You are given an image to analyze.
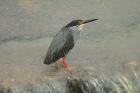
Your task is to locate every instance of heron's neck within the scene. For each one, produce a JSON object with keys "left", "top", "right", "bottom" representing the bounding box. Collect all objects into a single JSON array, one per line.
[
  {"left": 69, "top": 26, "right": 82, "bottom": 32},
  {"left": 68, "top": 26, "right": 81, "bottom": 44}
]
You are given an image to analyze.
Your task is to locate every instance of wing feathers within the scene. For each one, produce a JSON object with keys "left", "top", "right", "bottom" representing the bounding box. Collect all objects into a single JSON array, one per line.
[{"left": 44, "top": 30, "right": 74, "bottom": 64}]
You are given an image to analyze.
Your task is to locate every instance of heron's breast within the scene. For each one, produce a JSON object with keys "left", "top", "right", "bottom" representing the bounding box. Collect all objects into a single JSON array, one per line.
[{"left": 71, "top": 30, "right": 80, "bottom": 44}]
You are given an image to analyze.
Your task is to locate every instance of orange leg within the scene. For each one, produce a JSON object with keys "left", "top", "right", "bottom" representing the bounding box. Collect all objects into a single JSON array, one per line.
[
  {"left": 62, "top": 57, "right": 74, "bottom": 75},
  {"left": 63, "top": 58, "right": 69, "bottom": 68}
]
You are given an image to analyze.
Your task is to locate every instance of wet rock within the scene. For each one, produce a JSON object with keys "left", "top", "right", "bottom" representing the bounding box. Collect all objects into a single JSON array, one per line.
[
  {"left": 46, "top": 80, "right": 66, "bottom": 93},
  {"left": 31, "top": 83, "right": 51, "bottom": 93},
  {"left": 0, "top": 85, "right": 5, "bottom": 93},
  {"left": 0, "top": 72, "right": 139, "bottom": 93},
  {"left": 66, "top": 77, "right": 83, "bottom": 93},
  {"left": 0, "top": 86, "right": 11, "bottom": 93},
  {"left": 11, "top": 85, "right": 33, "bottom": 93}
]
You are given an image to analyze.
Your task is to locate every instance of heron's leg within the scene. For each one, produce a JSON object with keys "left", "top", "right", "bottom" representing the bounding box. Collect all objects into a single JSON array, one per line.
[
  {"left": 63, "top": 57, "right": 69, "bottom": 68},
  {"left": 62, "top": 57, "right": 74, "bottom": 75}
]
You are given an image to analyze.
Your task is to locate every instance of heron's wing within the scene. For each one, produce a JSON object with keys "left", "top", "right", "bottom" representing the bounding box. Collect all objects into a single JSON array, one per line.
[{"left": 44, "top": 30, "right": 74, "bottom": 64}]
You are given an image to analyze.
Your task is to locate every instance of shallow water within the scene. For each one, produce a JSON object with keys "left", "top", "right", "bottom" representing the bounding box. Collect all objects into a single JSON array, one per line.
[{"left": 0, "top": 34, "right": 139, "bottom": 87}]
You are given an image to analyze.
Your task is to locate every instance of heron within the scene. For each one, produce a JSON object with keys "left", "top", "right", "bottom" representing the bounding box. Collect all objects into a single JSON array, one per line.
[{"left": 44, "top": 19, "right": 98, "bottom": 74}]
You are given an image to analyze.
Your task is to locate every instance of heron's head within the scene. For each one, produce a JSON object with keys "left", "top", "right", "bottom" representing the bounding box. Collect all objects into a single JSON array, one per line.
[{"left": 65, "top": 19, "right": 98, "bottom": 31}]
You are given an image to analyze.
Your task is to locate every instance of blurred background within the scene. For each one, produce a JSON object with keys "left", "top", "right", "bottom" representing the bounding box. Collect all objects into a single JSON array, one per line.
[{"left": 0, "top": 0, "right": 140, "bottom": 87}]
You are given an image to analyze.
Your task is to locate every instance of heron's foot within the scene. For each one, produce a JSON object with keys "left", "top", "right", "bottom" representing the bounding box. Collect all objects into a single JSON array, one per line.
[{"left": 66, "top": 67, "right": 75, "bottom": 75}]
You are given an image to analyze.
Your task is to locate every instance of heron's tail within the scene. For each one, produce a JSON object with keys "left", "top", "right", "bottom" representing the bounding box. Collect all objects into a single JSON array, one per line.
[{"left": 44, "top": 56, "right": 52, "bottom": 65}]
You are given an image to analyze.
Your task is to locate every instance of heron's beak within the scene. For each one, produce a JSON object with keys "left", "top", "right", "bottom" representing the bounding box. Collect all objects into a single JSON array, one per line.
[{"left": 82, "top": 19, "right": 98, "bottom": 24}]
